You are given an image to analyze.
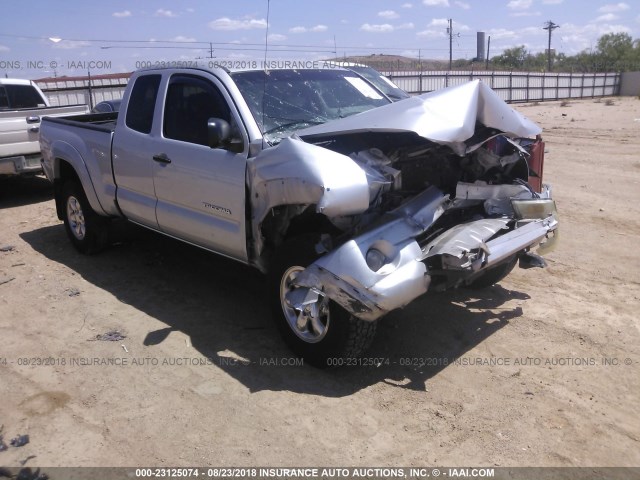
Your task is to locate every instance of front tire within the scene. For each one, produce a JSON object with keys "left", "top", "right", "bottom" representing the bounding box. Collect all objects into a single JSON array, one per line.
[
  {"left": 268, "top": 236, "right": 377, "bottom": 368},
  {"left": 465, "top": 255, "right": 518, "bottom": 289},
  {"left": 61, "top": 179, "right": 109, "bottom": 254}
]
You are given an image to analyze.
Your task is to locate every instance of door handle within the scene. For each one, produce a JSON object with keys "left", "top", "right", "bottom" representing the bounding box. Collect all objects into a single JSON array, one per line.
[
  {"left": 152, "top": 154, "right": 172, "bottom": 164},
  {"left": 29, "top": 127, "right": 40, "bottom": 133},
  {"left": 26, "top": 116, "right": 41, "bottom": 124}
]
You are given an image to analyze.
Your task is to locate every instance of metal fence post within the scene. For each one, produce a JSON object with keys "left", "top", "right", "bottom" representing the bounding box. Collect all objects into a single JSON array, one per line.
[{"left": 509, "top": 72, "right": 513, "bottom": 102}]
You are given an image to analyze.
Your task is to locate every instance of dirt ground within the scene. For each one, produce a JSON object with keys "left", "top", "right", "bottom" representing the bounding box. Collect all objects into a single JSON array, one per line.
[{"left": 0, "top": 97, "right": 639, "bottom": 469}]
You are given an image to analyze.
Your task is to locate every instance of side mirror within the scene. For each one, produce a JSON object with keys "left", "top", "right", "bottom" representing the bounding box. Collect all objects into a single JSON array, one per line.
[{"left": 207, "top": 118, "right": 231, "bottom": 149}]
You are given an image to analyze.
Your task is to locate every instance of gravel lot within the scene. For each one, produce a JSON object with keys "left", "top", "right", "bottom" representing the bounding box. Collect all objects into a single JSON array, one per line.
[{"left": 0, "top": 97, "right": 639, "bottom": 468}]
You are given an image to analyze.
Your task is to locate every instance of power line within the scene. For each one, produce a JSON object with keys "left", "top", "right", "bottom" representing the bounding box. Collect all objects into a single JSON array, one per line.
[{"left": 0, "top": 32, "right": 460, "bottom": 53}]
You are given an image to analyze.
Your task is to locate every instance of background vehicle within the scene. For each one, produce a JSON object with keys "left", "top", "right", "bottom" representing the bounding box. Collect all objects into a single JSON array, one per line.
[
  {"left": 40, "top": 67, "right": 557, "bottom": 367},
  {"left": 91, "top": 99, "right": 122, "bottom": 113},
  {"left": 0, "top": 78, "right": 88, "bottom": 176}
]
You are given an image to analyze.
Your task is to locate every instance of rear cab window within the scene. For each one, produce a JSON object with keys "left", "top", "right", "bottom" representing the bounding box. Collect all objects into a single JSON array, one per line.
[
  {"left": 125, "top": 74, "right": 161, "bottom": 134},
  {"left": 0, "top": 84, "right": 47, "bottom": 109}
]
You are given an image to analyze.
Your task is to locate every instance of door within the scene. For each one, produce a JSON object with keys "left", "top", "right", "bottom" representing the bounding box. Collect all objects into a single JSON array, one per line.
[
  {"left": 152, "top": 73, "right": 248, "bottom": 261},
  {"left": 112, "top": 74, "right": 163, "bottom": 228}
]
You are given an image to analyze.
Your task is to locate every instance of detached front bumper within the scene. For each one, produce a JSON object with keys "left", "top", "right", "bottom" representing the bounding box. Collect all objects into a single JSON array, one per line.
[{"left": 290, "top": 186, "right": 558, "bottom": 322}]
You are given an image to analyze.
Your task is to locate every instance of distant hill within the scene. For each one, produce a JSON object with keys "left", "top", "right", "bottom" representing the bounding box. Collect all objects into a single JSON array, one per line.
[{"left": 327, "top": 54, "right": 451, "bottom": 72}]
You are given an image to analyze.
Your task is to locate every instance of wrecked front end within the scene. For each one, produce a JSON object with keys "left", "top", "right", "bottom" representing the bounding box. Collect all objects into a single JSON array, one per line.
[{"left": 250, "top": 80, "right": 558, "bottom": 322}]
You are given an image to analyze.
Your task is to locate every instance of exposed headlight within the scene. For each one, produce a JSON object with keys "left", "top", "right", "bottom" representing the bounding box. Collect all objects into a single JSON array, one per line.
[
  {"left": 365, "top": 248, "right": 387, "bottom": 272},
  {"left": 511, "top": 199, "right": 557, "bottom": 219}
]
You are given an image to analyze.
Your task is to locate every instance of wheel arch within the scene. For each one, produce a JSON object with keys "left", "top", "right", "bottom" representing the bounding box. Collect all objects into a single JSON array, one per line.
[
  {"left": 256, "top": 204, "right": 340, "bottom": 271},
  {"left": 51, "top": 141, "right": 106, "bottom": 219}
]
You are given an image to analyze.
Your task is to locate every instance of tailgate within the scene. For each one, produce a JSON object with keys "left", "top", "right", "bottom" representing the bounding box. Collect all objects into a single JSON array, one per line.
[{"left": 0, "top": 105, "right": 89, "bottom": 158}]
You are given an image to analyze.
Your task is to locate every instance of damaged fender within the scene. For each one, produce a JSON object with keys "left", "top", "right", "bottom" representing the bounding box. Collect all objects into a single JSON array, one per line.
[
  {"left": 290, "top": 186, "right": 448, "bottom": 322},
  {"left": 247, "top": 137, "right": 370, "bottom": 259}
]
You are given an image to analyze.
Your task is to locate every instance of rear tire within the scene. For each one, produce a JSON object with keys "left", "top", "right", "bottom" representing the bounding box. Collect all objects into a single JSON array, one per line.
[
  {"left": 268, "top": 236, "right": 377, "bottom": 368},
  {"left": 61, "top": 179, "right": 109, "bottom": 254}
]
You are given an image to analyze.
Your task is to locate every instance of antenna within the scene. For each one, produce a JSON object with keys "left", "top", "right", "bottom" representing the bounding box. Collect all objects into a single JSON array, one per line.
[
  {"left": 263, "top": 0, "right": 270, "bottom": 69},
  {"left": 261, "top": 0, "right": 271, "bottom": 143}
]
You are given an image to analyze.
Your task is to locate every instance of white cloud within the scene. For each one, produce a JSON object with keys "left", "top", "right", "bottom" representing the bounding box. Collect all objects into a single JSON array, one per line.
[
  {"left": 208, "top": 17, "right": 268, "bottom": 30},
  {"left": 595, "top": 13, "right": 618, "bottom": 22},
  {"left": 0, "top": 44, "right": 9, "bottom": 52},
  {"left": 402, "top": 3, "right": 413, "bottom": 8},
  {"left": 507, "top": 0, "right": 532, "bottom": 9},
  {"left": 427, "top": 18, "right": 469, "bottom": 30},
  {"left": 378, "top": 10, "right": 399, "bottom": 19},
  {"left": 542, "top": 0, "right": 563, "bottom": 3},
  {"left": 598, "top": 3, "right": 629, "bottom": 13},
  {"left": 267, "top": 33, "right": 287, "bottom": 41},
  {"left": 112, "top": 10, "right": 132, "bottom": 18},
  {"left": 171, "top": 35, "right": 196, "bottom": 42},
  {"left": 186, "top": 8, "right": 195, "bottom": 13},
  {"left": 511, "top": 10, "right": 541, "bottom": 16},
  {"left": 486, "top": 28, "right": 518, "bottom": 39},
  {"left": 429, "top": 18, "right": 449, "bottom": 27},
  {"left": 398, "top": 22, "right": 415, "bottom": 30},
  {"left": 360, "top": 23, "right": 395, "bottom": 33},
  {"left": 289, "top": 25, "right": 327, "bottom": 33},
  {"left": 52, "top": 40, "right": 91, "bottom": 49},
  {"left": 423, "top": 0, "right": 450, "bottom": 6},
  {"left": 155, "top": 9, "right": 177, "bottom": 17},
  {"left": 454, "top": 1, "right": 471, "bottom": 9},
  {"left": 416, "top": 29, "right": 445, "bottom": 37}
]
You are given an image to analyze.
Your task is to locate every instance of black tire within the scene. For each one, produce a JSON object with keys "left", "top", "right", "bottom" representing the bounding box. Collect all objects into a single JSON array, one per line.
[
  {"left": 465, "top": 255, "right": 518, "bottom": 289},
  {"left": 268, "top": 235, "right": 378, "bottom": 368},
  {"left": 61, "top": 179, "right": 109, "bottom": 254}
]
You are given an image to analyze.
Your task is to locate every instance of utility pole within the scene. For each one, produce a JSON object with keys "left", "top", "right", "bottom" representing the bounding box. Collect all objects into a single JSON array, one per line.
[
  {"left": 486, "top": 36, "right": 491, "bottom": 70},
  {"left": 543, "top": 20, "right": 559, "bottom": 71},
  {"left": 447, "top": 19, "right": 460, "bottom": 70},
  {"left": 448, "top": 19, "right": 453, "bottom": 70}
]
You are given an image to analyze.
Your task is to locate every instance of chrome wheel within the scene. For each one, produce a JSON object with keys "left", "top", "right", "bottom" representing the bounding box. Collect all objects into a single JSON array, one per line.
[
  {"left": 66, "top": 195, "right": 86, "bottom": 241},
  {"left": 280, "top": 265, "right": 330, "bottom": 343}
]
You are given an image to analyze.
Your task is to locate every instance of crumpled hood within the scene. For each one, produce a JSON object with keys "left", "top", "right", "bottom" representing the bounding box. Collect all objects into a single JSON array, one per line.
[{"left": 298, "top": 79, "right": 541, "bottom": 155}]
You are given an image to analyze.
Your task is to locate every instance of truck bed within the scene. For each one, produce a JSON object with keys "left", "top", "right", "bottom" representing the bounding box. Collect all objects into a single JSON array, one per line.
[
  {"left": 40, "top": 112, "right": 118, "bottom": 217},
  {"left": 42, "top": 111, "right": 118, "bottom": 133}
]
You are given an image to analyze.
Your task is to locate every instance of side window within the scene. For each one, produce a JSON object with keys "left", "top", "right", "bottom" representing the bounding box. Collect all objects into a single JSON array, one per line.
[
  {"left": 0, "top": 87, "right": 8, "bottom": 109},
  {"left": 126, "top": 74, "right": 161, "bottom": 134},
  {"left": 163, "top": 75, "right": 231, "bottom": 147},
  {"left": 4, "top": 85, "right": 46, "bottom": 109}
]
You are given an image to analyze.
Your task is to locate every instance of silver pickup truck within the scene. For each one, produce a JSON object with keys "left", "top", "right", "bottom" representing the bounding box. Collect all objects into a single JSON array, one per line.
[
  {"left": 40, "top": 67, "right": 558, "bottom": 367},
  {"left": 0, "top": 78, "right": 88, "bottom": 176}
]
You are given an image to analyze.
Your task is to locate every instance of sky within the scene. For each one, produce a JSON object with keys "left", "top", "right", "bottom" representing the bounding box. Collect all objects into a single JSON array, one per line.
[{"left": 0, "top": 0, "right": 639, "bottom": 79}]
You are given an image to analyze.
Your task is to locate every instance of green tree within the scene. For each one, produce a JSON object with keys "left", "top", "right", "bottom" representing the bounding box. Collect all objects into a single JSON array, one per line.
[
  {"left": 595, "top": 32, "right": 638, "bottom": 70},
  {"left": 491, "top": 45, "right": 529, "bottom": 69}
]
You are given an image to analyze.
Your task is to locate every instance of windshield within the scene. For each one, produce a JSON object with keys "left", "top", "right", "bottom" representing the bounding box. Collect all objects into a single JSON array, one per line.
[{"left": 231, "top": 69, "right": 390, "bottom": 144}]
